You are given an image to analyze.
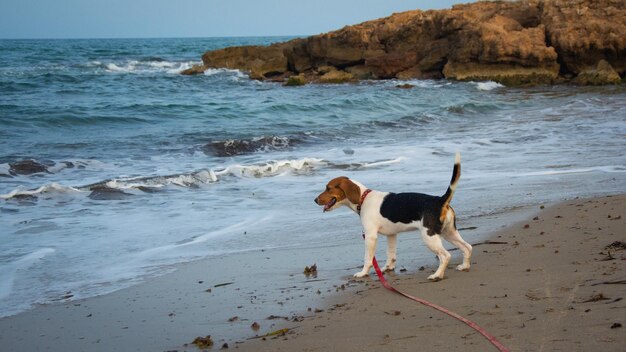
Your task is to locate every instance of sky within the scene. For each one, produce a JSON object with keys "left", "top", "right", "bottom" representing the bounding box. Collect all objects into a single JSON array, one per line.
[{"left": 0, "top": 0, "right": 472, "bottom": 39}]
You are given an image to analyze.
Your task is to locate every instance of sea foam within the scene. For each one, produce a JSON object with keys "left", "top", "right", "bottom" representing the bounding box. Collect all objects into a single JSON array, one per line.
[
  {"left": 475, "top": 81, "right": 505, "bottom": 91},
  {"left": 0, "top": 183, "right": 82, "bottom": 200},
  {"left": 0, "top": 248, "right": 56, "bottom": 301},
  {"left": 103, "top": 60, "right": 201, "bottom": 74}
]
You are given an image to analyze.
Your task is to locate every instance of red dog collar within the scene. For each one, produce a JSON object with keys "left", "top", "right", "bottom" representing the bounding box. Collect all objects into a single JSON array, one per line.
[{"left": 357, "top": 189, "right": 372, "bottom": 215}]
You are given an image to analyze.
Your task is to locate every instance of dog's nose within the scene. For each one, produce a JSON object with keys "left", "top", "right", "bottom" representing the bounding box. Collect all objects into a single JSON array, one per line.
[{"left": 314, "top": 197, "right": 319, "bottom": 204}]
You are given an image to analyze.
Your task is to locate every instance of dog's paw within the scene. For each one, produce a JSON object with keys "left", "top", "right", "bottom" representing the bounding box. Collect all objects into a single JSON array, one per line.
[
  {"left": 353, "top": 271, "right": 369, "bottom": 278},
  {"left": 427, "top": 274, "right": 443, "bottom": 282},
  {"left": 455, "top": 264, "right": 470, "bottom": 272},
  {"left": 382, "top": 265, "right": 395, "bottom": 272}
]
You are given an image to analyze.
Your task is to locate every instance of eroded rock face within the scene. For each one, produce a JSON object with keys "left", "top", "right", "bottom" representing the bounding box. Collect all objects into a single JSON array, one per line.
[
  {"left": 187, "top": 0, "right": 625, "bottom": 85},
  {"left": 201, "top": 43, "right": 291, "bottom": 79},
  {"left": 541, "top": 0, "right": 626, "bottom": 77},
  {"left": 574, "top": 60, "right": 622, "bottom": 85}
]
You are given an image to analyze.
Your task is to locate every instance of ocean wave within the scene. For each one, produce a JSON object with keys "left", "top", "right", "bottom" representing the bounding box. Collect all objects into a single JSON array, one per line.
[
  {"left": 97, "top": 169, "right": 219, "bottom": 190},
  {"left": 0, "top": 156, "right": 406, "bottom": 200},
  {"left": 203, "top": 135, "right": 301, "bottom": 157},
  {"left": 1, "top": 159, "right": 106, "bottom": 177},
  {"left": 204, "top": 68, "right": 247, "bottom": 78},
  {"left": 366, "top": 79, "right": 451, "bottom": 89},
  {"left": 90, "top": 158, "right": 328, "bottom": 192},
  {"left": 84, "top": 159, "right": 325, "bottom": 195},
  {"left": 445, "top": 101, "right": 501, "bottom": 115},
  {"left": 0, "top": 183, "right": 82, "bottom": 200},
  {"left": 100, "top": 59, "right": 201, "bottom": 74},
  {"left": 473, "top": 81, "right": 504, "bottom": 91},
  {"left": 1, "top": 158, "right": 324, "bottom": 200},
  {"left": 368, "top": 115, "right": 437, "bottom": 129},
  {"left": 215, "top": 158, "right": 325, "bottom": 178}
]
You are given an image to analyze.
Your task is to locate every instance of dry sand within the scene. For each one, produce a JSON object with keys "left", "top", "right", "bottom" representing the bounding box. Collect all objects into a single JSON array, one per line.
[
  {"left": 239, "top": 195, "right": 625, "bottom": 352},
  {"left": 0, "top": 195, "right": 623, "bottom": 351}
]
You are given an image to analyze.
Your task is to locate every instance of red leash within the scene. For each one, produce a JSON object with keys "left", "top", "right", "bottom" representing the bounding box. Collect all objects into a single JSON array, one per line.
[{"left": 369, "top": 252, "right": 510, "bottom": 352}]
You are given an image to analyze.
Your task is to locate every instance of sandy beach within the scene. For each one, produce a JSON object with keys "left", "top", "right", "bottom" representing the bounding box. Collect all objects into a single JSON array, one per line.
[
  {"left": 239, "top": 194, "right": 626, "bottom": 352},
  {"left": 0, "top": 194, "right": 623, "bottom": 351}
]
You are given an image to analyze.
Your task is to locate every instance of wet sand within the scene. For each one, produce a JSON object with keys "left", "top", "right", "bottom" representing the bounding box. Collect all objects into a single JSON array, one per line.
[{"left": 0, "top": 195, "right": 624, "bottom": 351}]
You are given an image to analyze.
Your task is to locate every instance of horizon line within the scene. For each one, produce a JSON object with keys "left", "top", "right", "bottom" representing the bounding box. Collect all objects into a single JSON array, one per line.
[{"left": 0, "top": 34, "right": 313, "bottom": 41}]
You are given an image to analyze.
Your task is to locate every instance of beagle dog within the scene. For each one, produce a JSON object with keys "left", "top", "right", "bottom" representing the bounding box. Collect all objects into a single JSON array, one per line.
[{"left": 314, "top": 153, "right": 471, "bottom": 281}]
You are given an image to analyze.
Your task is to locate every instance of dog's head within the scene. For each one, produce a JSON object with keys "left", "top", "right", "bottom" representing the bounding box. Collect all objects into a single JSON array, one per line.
[{"left": 314, "top": 176, "right": 361, "bottom": 212}]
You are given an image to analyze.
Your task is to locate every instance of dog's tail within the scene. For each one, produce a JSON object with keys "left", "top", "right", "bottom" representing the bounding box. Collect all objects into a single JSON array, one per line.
[{"left": 440, "top": 152, "right": 461, "bottom": 222}]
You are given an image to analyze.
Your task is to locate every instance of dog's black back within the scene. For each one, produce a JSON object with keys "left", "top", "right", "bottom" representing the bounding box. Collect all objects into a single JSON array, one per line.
[{"left": 380, "top": 192, "right": 446, "bottom": 235}]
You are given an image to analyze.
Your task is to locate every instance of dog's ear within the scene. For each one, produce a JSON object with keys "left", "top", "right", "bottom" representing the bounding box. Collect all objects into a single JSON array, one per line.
[{"left": 337, "top": 177, "right": 361, "bottom": 205}]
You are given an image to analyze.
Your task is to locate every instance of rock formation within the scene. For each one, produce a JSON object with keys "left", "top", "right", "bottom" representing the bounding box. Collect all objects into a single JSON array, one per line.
[{"left": 182, "top": 0, "right": 625, "bottom": 85}]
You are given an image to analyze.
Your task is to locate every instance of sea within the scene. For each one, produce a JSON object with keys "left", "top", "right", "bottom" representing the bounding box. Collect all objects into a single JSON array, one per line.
[{"left": 1, "top": 37, "right": 625, "bottom": 318}]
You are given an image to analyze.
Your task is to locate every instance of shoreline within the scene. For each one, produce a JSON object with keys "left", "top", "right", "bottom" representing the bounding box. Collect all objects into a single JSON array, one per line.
[{"left": 0, "top": 194, "right": 624, "bottom": 351}]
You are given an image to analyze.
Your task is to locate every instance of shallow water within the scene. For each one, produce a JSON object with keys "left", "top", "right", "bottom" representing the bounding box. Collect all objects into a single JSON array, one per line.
[{"left": 1, "top": 37, "right": 625, "bottom": 317}]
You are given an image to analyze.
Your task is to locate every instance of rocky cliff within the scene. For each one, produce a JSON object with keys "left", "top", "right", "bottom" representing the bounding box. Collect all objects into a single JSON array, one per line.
[{"left": 183, "top": 0, "right": 625, "bottom": 85}]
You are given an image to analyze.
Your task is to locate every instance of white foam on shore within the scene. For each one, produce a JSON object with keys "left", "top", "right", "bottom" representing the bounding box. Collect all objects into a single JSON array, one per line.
[
  {"left": 463, "top": 165, "right": 626, "bottom": 182},
  {"left": 517, "top": 165, "right": 626, "bottom": 177},
  {"left": 129, "top": 215, "right": 272, "bottom": 263},
  {"left": 360, "top": 156, "right": 406, "bottom": 168},
  {"left": 0, "top": 248, "right": 56, "bottom": 302}
]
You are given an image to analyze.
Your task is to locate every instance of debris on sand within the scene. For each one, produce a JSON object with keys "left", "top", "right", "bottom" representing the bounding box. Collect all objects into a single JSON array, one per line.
[
  {"left": 605, "top": 241, "right": 626, "bottom": 251},
  {"left": 251, "top": 322, "right": 260, "bottom": 331},
  {"left": 191, "top": 335, "right": 214, "bottom": 349},
  {"left": 579, "top": 293, "right": 610, "bottom": 303},
  {"left": 384, "top": 310, "right": 401, "bottom": 316},
  {"left": 303, "top": 264, "right": 317, "bottom": 277},
  {"left": 214, "top": 282, "right": 234, "bottom": 288},
  {"left": 247, "top": 327, "right": 295, "bottom": 340},
  {"left": 267, "top": 315, "right": 289, "bottom": 320}
]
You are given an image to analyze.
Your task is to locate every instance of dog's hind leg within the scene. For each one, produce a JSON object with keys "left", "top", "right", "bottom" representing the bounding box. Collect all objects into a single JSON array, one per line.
[
  {"left": 383, "top": 234, "right": 397, "bottom": 272},
  {"left": 442, "top": 228, "right": 472, "bottom": 272},
  {"left": 421, "top": 229, "right": 451, "bottom": 281}
]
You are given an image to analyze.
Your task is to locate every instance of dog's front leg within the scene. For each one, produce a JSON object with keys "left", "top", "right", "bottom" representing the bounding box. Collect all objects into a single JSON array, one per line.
[{"left": 354, "top": 229, "right": 378, "bottom": 278}]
